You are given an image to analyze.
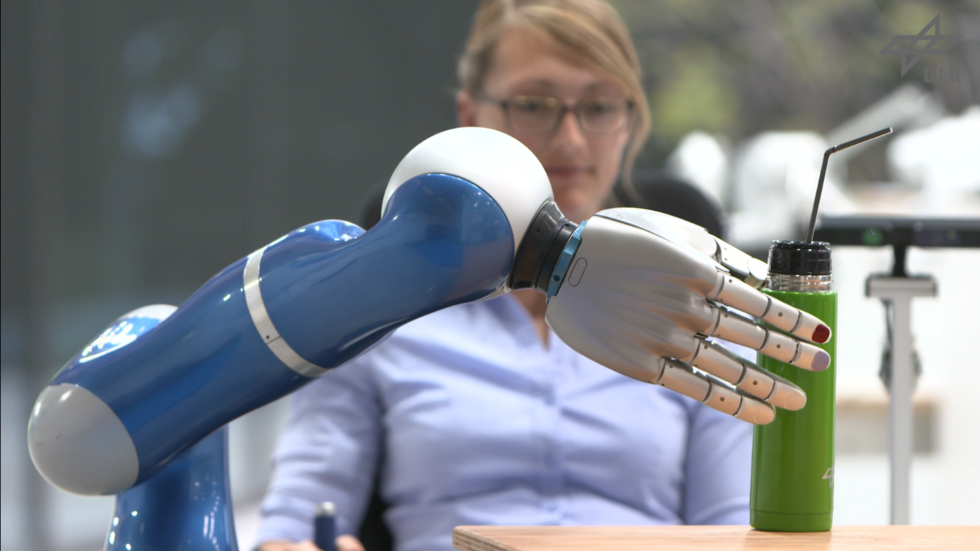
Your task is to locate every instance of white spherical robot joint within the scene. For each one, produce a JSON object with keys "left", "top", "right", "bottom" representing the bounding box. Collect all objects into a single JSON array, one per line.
[
  {"left": 28, "top": 383, "right": 139, "bottom": 495},
  {"left": 384, "top": 127, "right": 555, "bottom": 271}
]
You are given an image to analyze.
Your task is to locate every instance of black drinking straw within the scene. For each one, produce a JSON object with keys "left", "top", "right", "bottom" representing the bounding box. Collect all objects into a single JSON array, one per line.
[{"left": 805, "top": 127, "right": 893, "bottom": 244}]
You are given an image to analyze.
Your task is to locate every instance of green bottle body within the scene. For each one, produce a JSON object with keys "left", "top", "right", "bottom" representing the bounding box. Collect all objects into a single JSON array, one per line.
[{"left": 750, "top": 288, "right": 837, "bottom": 531}]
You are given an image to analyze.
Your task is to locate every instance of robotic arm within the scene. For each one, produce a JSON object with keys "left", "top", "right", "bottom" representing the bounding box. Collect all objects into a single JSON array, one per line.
[{"left": 27, "top": 127, "right": 831, "bottom": 546}]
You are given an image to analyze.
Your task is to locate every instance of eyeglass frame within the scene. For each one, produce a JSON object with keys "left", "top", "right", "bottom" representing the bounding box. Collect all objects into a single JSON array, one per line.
[{"left": 476, "top": 94, "right": 635, "bottom": 135}]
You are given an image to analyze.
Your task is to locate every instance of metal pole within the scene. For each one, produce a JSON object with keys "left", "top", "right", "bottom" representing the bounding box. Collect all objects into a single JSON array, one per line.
[{"left": 866, "top": 275, "right": 937, "bottom": 525}]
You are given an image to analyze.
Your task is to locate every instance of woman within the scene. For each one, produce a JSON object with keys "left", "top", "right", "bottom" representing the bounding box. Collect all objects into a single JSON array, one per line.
[{"left": 257, "top": 2, "right": 751, "bottom": 550}]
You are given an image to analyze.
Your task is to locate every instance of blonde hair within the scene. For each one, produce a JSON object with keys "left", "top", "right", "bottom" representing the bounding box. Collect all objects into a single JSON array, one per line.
[{"left": 458, "top": 0, "right": 651, "bottom": 191}]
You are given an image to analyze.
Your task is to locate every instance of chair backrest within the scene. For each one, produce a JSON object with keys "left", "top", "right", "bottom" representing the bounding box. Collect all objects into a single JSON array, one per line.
[
  {"left": 360, "top": 184, "right": 387, "bottom": 231},
  {"left": 612, "top": 170, "right": 727, "bottom": 239}
]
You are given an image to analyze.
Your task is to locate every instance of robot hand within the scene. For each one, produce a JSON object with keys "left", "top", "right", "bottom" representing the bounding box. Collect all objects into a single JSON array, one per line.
[{"left": 543, "top": 208, "right": 832, "bottom": 424}]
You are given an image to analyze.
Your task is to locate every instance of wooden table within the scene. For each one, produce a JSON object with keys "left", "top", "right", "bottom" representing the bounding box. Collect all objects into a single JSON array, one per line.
[{"left": 452, "top": 525, "right": 978, "bottom": 551}]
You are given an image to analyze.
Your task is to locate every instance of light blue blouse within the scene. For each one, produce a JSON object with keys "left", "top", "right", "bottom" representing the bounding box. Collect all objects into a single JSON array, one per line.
[{"left": 257, "top": 293, "right": 752, "bottom": 551}]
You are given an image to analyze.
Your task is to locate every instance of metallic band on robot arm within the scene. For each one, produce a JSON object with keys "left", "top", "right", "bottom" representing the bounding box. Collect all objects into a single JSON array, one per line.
[{"left": 243, "top": 246, "right": 329, "bottom": 377}]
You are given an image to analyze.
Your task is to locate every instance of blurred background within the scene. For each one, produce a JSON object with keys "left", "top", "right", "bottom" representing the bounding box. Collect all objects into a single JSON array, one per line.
[{"left": 1, "top": 0, "right": 977, "bottom": 549}]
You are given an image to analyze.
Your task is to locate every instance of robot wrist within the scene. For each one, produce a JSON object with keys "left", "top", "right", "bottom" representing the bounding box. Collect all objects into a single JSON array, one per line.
[{"left": 508, "top": 201, "right": 578, "bottom": 293}]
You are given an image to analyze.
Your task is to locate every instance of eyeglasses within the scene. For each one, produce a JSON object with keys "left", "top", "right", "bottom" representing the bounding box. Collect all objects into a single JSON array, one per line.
[{"left": 478, "top": 95, "right": 634, "bottom": 134}]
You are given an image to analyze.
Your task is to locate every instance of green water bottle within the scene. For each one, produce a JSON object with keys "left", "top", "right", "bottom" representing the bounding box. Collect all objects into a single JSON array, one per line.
[{"left": 750, "top": 240, "right": 837, "bottom": 532}]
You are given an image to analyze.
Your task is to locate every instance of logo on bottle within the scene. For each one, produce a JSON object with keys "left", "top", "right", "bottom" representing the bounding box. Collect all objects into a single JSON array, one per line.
[{"left": 822, "top": 466, "right": 835, "bottom": 489}]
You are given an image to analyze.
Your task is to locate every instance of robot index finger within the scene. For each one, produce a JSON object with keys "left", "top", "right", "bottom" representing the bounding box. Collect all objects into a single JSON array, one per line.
[
  {"left": 703, "top": 304, "right": 832, "bottom": 372},
  {"left": 708, "top": 273, "right": 832, "bottom": 344}
]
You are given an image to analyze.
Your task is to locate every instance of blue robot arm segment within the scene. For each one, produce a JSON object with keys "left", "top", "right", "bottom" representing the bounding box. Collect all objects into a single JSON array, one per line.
[
  {"left": 106, "top": 426, "right": 238, "bottom": 551},
  {"left": 35, "top": 173, "right": 514, "bottom": 493},
  {"left": 260, "top": 173, "right": 514, "bottom": 367}
]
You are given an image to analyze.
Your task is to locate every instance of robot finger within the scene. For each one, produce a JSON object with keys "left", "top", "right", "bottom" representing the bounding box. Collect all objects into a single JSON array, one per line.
[
  {"left": 704, "top": 305, "right": 831, "bottom": 372},
  {"left": 708, "top": 273, "right": 831, "bottom": 344},
  {"left": 685, "top": 339, "right": 806, "bottom": 410},
  {"left": 653, "top": 359, "right": 776, "bottom": 425}
]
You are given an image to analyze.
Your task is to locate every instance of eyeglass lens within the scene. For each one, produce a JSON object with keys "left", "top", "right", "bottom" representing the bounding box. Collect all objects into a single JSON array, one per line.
[{"left": 506, "top": 96, "right": 630, "bottom": 133}]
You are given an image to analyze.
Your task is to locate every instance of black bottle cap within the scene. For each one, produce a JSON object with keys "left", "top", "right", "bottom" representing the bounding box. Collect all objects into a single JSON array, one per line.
[{"left": 768, "top": 240, "right": 832, "bottom": 275}]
